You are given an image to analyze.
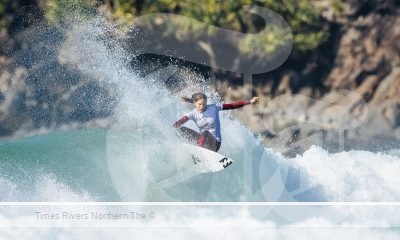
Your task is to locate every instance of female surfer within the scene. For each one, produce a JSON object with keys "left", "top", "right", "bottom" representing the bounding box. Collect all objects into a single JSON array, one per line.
[{"left": 173, "top": 93, "right": 259, "bottom": 152}]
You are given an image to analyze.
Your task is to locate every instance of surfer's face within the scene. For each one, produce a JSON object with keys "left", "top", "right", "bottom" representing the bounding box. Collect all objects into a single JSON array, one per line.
[{"left": 194, "top": 99, "right": 206, "bottom": 112}]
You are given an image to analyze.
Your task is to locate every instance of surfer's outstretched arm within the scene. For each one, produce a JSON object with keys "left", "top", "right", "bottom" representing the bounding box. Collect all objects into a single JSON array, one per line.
[
  {"left": 173, "top": 115, "right": 189, "bottom": 128},
  {"left": 222, "top": 96, "right": 259, "bottom": 110}
]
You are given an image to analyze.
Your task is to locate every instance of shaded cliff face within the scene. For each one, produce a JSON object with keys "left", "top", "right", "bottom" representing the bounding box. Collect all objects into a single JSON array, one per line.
[
  {"left": 0, "top": 23, "right": 118, "bottom": 138},
  {"left": 230, "top": 0, "right": 400, "bottom": 154},
  {"left": 0, "top": 0, "right": 398, "bottom": 153}
]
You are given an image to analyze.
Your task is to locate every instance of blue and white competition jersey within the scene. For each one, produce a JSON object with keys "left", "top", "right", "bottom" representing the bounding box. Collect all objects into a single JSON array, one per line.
[{"left": 184, "top": 103, "right": 223, "bottom": 142}]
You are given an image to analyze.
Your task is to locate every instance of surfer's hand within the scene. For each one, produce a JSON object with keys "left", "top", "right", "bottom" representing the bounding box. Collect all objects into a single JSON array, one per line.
[{"left": 250, "top": 97, "right": 259, "bottom": 104}]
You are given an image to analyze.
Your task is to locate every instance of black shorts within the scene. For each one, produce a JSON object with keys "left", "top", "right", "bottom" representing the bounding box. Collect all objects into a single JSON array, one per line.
[
  {"left": 200, "top": 130, "right": 221, "bottom": 152},
  {"left": 176, "top": 126, "right": 221, "bottom": 152}
]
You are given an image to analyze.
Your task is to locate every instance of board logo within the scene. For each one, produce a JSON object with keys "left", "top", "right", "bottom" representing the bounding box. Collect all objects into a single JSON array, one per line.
[{"left": 219, "top": 157, "right": 232, "bottom": 168}]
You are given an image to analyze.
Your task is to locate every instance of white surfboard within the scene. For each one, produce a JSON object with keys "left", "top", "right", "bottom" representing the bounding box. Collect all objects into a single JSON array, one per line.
[
  {"left": 152, "top": 143, "right": 235, "bottom": 190},
  {"left": 180, "top": 143, "right": 234, "bottom": 173}
]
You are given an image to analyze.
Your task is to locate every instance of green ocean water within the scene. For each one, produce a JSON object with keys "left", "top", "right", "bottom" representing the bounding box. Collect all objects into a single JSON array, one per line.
[
  {"left": 0, "top": 127, "right": 279, "bottom": 202},
  {"left": 0, "top": 129, "right": 123, "bottom": 201}
]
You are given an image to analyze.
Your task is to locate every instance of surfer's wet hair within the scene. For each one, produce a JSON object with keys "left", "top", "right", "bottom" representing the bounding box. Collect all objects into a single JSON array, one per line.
[{"left": 182, "top": 93, "right": 207, "bottom": 104}]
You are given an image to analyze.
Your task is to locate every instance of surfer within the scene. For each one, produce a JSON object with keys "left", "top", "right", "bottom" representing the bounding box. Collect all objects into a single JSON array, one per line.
[{"left": 173, "top": 93, "right": 259, "bottom": 152}]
